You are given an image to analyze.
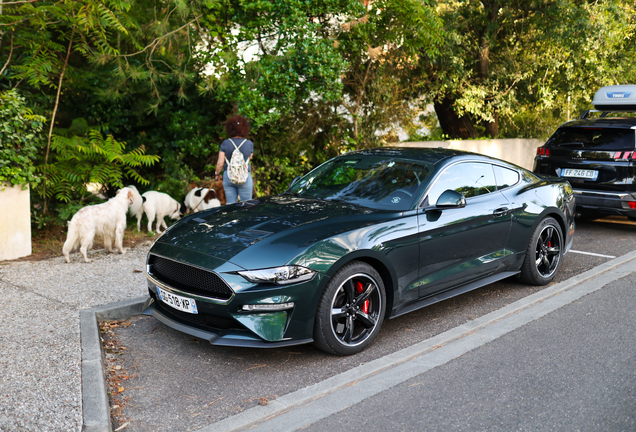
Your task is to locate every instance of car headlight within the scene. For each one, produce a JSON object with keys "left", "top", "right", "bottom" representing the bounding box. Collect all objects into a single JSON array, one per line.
[{"left": 238, "top": 266, "right": 316, "bottom": 285}]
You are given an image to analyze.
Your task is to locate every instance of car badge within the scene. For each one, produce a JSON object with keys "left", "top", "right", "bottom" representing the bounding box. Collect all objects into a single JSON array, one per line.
[
  {"left": 606, "top": 91, "right": 632, "bottom": 99},
  {"left": 391, "top": 197, "right": 401, "bottom": 204}
]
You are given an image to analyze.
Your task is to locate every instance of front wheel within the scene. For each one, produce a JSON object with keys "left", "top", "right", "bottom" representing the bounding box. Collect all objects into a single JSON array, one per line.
[
  {"left": 519, "top": 217, "right": 563, "bottom": 286},
  {"left": 313, "top": 261, "right": 386, "bottom": 356}
]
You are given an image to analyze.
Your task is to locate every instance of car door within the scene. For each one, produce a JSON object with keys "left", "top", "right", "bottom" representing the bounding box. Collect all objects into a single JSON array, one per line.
[{"left": 416, "top": 161, "right": 512, "bottom": 299}]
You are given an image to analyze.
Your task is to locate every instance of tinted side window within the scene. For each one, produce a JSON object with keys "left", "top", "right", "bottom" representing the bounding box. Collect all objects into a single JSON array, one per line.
[
  {"left": 426, "top": 162, "right": 497, "bottom": 205},
  {"left": 493, "top": 165, "right": 520, "bottom": 190},
  {"left": 545, "top": 127, "right": 635, "bottom": 150}
]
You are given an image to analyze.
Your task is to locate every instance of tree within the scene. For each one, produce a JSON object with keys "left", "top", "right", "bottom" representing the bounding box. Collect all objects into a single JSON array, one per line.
[
  {"left": 195, "top": 0, "right": 443, "bottom": 191},
  {"left": 1, "top": 0, "right": 213, "bottom": 205},
  {"left": 418, "top": 0, "right": 636, "bottom": 139}
]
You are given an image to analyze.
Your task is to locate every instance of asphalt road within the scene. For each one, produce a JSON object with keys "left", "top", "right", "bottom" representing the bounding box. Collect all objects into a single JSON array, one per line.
[
  {"left": 105, "top": 216, "right": 636, "bottom": 431},
  {"left": 301, "top": 271, "right": 636, "bottom": 432}
]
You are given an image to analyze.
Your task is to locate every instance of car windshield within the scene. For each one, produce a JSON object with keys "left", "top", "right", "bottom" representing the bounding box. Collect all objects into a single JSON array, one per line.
[
  {"left": 546, "top": 127, "right": 636, "bottom": 150},
  {"left": 288, "top": 156, "right": 432, "bottom": 211}
]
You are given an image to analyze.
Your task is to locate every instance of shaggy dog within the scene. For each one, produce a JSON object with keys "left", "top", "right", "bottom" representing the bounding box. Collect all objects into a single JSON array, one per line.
[
  {"left": 184, "top": 187, "right": 221, "bottom": 213},
  {"left": 137, "top": 191, "right": 181, "bottom": 233},
  {"left": 62, "top": 187, "right": 135, "bottom": 263},
  {"left": 126, "top": 185, "right": 145, "bottom": 223}
]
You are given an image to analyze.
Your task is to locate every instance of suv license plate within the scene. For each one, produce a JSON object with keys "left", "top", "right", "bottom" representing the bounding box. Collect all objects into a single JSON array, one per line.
[
  {"left": 561, "top": 168, "right": 598, "bottom": 180},
  {"left": 157, "top": 287, "right": 198, "bottom": 314}
]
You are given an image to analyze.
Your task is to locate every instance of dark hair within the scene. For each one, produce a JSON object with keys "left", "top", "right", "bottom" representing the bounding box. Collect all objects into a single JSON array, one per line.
[{"left": 225, "top": 115, "right": 250, "bottom": 138}]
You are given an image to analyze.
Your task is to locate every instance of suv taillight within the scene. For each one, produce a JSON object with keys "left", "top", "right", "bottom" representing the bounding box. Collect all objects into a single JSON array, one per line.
[
  {"left": 614, "top": 151, "right": 635, "bottom": 160},
  {"left": 537, "top": 147, "right": 550, "bottom": 157}
]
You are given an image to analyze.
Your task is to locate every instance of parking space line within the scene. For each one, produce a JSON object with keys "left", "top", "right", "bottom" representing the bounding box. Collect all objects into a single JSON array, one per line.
[{"left": 569, "top": 250, "right": 616, "bottom": 259}]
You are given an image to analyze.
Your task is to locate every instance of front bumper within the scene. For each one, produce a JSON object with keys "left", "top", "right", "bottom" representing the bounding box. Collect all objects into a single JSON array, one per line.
[
  {"left": 144, "top": 270, "right": 326, "bottom": 348},
  {"left": 573, "top": 189, "right": 636, "bottom": 217},
  {"left": 143, "top": 297, "right": 313, "bottom": 348}
]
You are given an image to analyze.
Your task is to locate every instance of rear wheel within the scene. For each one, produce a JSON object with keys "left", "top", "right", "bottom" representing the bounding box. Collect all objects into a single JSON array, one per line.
[
  {"left": 519, "top": 217, "right": 563, "bottom": 286},
  {"left": 313, "top": 261, "right": 386, "bottom": 356}
]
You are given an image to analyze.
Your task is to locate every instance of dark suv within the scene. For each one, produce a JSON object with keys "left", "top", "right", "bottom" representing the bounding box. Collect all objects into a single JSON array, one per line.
[{"left": 533, "top": 85, "right": 636, "bottom": 220}]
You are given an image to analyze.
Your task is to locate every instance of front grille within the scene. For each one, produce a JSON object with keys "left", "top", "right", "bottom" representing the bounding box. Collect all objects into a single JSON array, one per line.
[{"left": 149, "top": 255, "right": 233, "bottom": 300}]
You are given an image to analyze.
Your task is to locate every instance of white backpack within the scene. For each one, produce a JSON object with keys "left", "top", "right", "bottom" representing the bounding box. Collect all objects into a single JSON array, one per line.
[{"left": 227, "top": 139, "right": 249, "bottom": 185}]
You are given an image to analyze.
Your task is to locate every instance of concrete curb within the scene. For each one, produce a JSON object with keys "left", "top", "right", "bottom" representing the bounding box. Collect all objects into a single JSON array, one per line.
[
  {"left": 80, "top": 250, "right": 636, "bottom": 432},
  {"left": 81, "top": 296, "right": 148, "bottom": 432}
]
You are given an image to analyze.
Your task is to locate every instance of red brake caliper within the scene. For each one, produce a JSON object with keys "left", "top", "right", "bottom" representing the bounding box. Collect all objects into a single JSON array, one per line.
[{"left": 355, "top": 281, "right": 369, "bottom": 313}]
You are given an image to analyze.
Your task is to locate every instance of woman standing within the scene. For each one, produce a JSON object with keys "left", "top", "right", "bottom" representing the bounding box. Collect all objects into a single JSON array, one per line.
[{"left": 214, "top": 115, "right": 254, "bottom": 204}]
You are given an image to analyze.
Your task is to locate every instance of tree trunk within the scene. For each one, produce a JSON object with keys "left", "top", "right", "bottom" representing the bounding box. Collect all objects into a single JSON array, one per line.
[
  {"left": 434, "top": 95, "right": 477, "bottom": 139},
  {"left": 485, "top": 110, "right": 499, "bottom": 138}
]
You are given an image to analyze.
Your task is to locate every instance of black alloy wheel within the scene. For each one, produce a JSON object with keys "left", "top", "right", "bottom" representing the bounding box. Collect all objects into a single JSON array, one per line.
[
  {"left": 314, "top": 261, "right": 386, "bottom": 356},
  {"left": 519, "top": 216, "right": 563, "bottom": 286}
]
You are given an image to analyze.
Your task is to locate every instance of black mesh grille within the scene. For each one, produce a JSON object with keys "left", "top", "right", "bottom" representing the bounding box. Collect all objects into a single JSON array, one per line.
[{"left": 149, "top": 255, "right": 233, "bottom": 300}]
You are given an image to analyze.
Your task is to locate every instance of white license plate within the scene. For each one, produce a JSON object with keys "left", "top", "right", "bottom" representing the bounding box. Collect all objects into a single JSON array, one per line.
[
  {"left": 561, "top": 168, "right": 598, "bottom": 180},
  {"left": 157, "top": 287, "right": 198, "bottom": 314}
]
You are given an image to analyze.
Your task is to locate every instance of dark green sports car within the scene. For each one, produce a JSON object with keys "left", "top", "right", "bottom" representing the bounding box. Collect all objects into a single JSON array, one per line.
[{"left": 143, "top": 148, "right": 575, "bottom": 355}]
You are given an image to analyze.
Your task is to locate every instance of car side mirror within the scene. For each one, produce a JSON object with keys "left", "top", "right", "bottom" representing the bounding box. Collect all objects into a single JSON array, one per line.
[{"left": 435, "top": 190, "right": 466, "bottom": 208}]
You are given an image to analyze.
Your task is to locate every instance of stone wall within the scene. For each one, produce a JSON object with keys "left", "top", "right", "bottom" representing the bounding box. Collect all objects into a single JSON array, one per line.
[
  {"left": 0, "top": 183, "right": 32, "bottom": 261},
  {"left": 398, "top": 138, "right": 543, "bottom": 171}
]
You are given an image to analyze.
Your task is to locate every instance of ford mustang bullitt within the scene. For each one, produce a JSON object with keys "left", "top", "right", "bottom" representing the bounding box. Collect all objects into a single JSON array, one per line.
[{"left": 143, "top": 147, "right": 575, "bottom": 355}]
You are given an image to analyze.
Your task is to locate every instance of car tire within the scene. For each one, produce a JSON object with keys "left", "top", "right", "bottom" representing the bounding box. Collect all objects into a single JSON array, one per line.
[
  {"left": 519, "top": 216, "right": 563, "bottom": 286},
  {"left": 313, "top": 261, "right": 386, "bottom": 356}
]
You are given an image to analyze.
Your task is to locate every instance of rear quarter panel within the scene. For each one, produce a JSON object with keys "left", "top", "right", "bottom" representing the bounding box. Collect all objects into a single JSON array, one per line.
[{"left": 500, "top": 174, "right": 575, "bottom": 271}]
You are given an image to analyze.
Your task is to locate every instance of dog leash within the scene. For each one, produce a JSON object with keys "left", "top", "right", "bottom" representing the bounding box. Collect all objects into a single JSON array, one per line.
[{"left": 191, "top": 184, "right": 216, "bottom": 212}]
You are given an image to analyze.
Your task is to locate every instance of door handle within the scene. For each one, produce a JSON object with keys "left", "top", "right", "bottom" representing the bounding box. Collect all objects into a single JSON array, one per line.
[{"left": 493, "top": 207, "right": 509, "bottom": 217}]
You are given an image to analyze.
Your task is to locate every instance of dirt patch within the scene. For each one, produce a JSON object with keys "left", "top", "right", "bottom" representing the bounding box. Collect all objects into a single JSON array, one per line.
[
  {"left": 100, "top": 318, "right": 144, "bottom": 431},
  {"left": 12, "top": 225, "right": 158, "bottom": 262}
]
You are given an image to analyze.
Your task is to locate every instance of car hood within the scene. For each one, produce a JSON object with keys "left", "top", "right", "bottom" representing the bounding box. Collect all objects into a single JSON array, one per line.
[{"left": 153, "top": 195, "right": 396, "bottom": 270}]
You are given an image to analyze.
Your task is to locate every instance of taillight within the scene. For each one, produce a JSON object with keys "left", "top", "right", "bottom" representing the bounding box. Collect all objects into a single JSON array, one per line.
[
  {"left": 537, "top": 147, "right": 550, "bottom": 157},
  {"left": 615, "top": 151, "right": 634, "bottom": 160},
  {"left": 629, "top": 202, "right": 636, "bottom": 209}
]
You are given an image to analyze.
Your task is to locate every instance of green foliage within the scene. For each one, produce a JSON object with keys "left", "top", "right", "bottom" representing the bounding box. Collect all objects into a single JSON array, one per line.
[
  {"left": 1, "top": 0, "right": 133, "bottom": 90},
  {"left": 3, "top": 0, "right": 636, "bottom": 218},
  {"left": 418, "top": 0, "right": 636, "bottom": 139},
  {"left": 0, "top": 90, "right": 46, "bottom": 187},
  {"left": 37, "top": 128, "right": 160, "bottom": 202}
]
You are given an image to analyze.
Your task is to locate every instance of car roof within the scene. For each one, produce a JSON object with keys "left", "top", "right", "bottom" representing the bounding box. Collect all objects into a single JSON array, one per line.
[
  {"left": 560, "top": 117, "right": 636, "bottom": 129},
  {"left": 341, "top": 146, "right": 490, "bottom": 166}
]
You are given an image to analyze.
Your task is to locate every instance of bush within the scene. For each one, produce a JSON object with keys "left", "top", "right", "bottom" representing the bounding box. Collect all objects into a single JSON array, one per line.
[{"left": 0, "top": 89, "right": 46, "bottom": 187}]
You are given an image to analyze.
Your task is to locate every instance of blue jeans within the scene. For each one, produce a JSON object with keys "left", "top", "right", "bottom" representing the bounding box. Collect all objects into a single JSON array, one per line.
[{"left": 223, "top": 171, "right": 253, "bottom": 204}]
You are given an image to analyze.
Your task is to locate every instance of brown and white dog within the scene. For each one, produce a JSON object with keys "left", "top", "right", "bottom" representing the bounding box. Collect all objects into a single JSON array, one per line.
[
  {"left": 136, "top": 191, "right": 181, "bottom": 233},
  {"left": 62, "top": 187, "right": 135, "bottom": 263},
  {"left": 184, "top": 186, "right": 222, "bottom": 213}
]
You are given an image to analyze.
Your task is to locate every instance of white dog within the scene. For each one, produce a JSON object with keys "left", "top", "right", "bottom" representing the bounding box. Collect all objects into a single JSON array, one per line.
[
  {"left": 63, "top": 187, "right": 135, "bottom": 263},
  {"left": 126, "top": 185, "right": 144, "bottom": 223},
  {"left": 184, "top": 187, "right": 221, "bottom": 213},
  {"left": 136, "top": 191, "right": 181, "bottom": 233}
]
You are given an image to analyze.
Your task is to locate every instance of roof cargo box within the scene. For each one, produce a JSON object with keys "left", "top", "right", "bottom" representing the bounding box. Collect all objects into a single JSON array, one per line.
[{"left": 592, "top": 85, "right": 636, "bottom": 111}]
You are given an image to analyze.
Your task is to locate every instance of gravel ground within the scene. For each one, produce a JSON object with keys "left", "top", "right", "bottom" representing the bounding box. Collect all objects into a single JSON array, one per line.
[{"left": 0, "top": 243, "right": 152, "bottom": 432}]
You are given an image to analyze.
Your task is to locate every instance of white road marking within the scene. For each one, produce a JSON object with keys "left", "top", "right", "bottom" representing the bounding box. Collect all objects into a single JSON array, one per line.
[{"left": 569, "top": 249, "right": 616, "bottom": 259}]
